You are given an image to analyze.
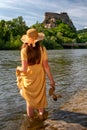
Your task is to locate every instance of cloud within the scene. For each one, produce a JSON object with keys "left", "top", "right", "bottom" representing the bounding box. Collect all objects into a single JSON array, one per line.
[{"left": 0, "top": 0, "right": 87, "bottom": 29}]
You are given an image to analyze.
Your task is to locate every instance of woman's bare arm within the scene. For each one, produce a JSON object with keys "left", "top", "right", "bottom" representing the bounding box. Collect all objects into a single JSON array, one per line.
[
  {"left": 43, "top": 60, "right": 55, "bottom": 88},
  {"left": 16, "top": 60, "right": 28, "bottom": 72}
]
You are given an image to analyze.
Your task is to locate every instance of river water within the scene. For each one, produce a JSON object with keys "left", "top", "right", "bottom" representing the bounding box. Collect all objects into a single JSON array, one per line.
[{"left": 0, "top": 49, "right": 87, "bottom": 129}]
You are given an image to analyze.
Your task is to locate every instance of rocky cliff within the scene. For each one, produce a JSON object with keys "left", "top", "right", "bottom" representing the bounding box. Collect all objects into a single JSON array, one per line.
[{"left": 43, "top": 12, "right": 76, "bottom": 30}]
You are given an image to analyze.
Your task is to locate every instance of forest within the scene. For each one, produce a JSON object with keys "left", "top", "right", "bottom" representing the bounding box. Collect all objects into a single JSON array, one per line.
[{"left": 0, "top": 16, "right": 87, "bottom": 50}]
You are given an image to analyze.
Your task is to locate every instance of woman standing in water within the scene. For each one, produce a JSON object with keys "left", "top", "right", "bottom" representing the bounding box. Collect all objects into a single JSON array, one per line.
[{"left": 16, "top": 28, "right": 55, "bottom": 120}]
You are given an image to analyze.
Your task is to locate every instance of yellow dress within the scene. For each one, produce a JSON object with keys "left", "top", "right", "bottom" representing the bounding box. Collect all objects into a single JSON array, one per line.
[{"left": 16, "top": 46, "right": 48, "bottom": 109}]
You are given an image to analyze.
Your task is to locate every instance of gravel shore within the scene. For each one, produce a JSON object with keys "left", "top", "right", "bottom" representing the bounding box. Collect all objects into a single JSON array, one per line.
[{"left": 44, "top": 89, "right": 87, "bottom": 130}]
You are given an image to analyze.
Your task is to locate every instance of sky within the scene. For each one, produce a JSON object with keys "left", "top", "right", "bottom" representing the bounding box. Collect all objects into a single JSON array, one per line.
[{"left": 0, "top": 0, "right": 87, "bottom": 30}]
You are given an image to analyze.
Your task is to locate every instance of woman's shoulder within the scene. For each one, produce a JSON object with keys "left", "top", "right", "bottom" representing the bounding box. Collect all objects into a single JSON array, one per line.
[
  {"left": 40, "top": 46, "right": 47, "bottom": 52},
  {"left": 40, "top": 46, "right": 48, "bottom": 59},
  {"left": 21, "top": 47, "right": 27, "bottom": 57}
]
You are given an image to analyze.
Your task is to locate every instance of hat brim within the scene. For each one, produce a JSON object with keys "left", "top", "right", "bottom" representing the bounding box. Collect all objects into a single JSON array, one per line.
[
  {"left": 34, "top": 33, "right": 45, "bottom": 43},
  {"left": 21, "top": 32, "right": 45, "bottom": 44}
]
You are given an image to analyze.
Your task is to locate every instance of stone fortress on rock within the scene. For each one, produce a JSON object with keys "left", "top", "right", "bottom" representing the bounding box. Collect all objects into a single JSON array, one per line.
[{"left": 43, "top": 12, "right": 76, "bottom": 31}]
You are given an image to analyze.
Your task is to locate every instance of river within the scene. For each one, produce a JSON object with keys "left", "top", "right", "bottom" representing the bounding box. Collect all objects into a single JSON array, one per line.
[{"left": 0, "top": 49, "right": 87, "bottom": 129}]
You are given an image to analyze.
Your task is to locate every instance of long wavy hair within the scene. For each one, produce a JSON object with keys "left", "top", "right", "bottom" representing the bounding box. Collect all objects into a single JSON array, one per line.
[{"left": 21, "top": 41, "right": 42, "bottom": 65}]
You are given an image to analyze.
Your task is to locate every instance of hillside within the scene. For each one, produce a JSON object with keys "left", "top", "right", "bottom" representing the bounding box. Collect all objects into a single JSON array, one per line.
[
  {"left": 77, "top": 28, "right": 87, "bottom": 33},
  {"left": 77, "top": 28, "right": 87, "bottom": 43}
]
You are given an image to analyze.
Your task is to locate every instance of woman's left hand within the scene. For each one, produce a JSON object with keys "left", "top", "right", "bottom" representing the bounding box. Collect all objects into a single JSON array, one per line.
[
  {"left": 16, "top": 66, "right": 22, "bottom": 76},
  {"left": 50, "top": 80, "right": 55, "bottom": 89},
  {"left": 16, "top": 66, "right": 21, "bottom": 71}
]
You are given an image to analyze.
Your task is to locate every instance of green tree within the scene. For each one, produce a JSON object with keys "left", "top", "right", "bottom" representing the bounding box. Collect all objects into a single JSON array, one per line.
[{"left": 0, "top": 16, "right": 28, "bottom": 50}]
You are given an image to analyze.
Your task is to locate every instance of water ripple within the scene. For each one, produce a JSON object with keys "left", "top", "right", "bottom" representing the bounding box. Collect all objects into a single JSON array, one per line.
[{"left": 1, "top": 50, "right": 87, "bottom": 129}]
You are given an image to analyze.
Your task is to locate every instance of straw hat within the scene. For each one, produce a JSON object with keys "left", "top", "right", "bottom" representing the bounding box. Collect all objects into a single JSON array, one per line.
[{"left": 21, "top": 28, "right": 45, "bottom": 47}]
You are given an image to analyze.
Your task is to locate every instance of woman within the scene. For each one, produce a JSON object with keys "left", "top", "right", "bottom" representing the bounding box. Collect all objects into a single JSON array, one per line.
[{"left": 16, "top": 28, "right": 55, "bottom": 120}]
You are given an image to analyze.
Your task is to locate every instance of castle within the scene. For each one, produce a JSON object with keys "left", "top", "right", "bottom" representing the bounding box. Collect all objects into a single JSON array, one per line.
[{"left": 43, "top": 12, "right": 76, "bottom": 30}]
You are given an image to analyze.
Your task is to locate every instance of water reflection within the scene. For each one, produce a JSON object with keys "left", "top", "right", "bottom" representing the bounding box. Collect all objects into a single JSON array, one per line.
[{"left": 0, "top": 49, "right": 87, "bottom": 129}]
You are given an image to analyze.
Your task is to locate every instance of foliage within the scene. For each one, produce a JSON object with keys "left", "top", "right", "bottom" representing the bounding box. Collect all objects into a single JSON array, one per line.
[
  {"left": 77, "top": 29, "right": 87, "bottom": 43},
  {"left": 0, "top": 16, "right": 86, "bottom": 50},
  {"left": 0, "top": 16, "right": 28, "bottom": 50}
]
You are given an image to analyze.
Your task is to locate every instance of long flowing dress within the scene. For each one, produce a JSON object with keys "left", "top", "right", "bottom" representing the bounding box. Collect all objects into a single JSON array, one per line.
[{"left": 16, "top": 46, "right": 48, "bottom": 109}]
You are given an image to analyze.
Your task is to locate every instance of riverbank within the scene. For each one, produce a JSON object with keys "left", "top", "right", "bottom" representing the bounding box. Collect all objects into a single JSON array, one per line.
[
  {"left": 2, "top": 88, "right": 87, "bottom": 130},
  {"left": 45, "top": 88, "right": 87, "bottom": 130}
]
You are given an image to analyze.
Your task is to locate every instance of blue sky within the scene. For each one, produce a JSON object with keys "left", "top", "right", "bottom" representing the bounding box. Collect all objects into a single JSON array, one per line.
[{"left": 0, "top": 0, "right": 87, "bottom": 30}]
